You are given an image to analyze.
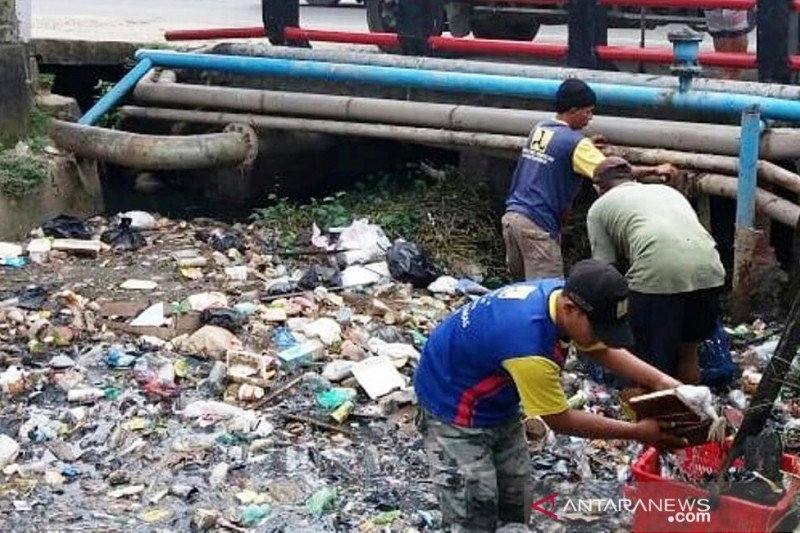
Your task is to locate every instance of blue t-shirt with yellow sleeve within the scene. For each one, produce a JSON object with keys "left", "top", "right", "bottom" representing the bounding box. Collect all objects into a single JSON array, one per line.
[
  {"left": 506, "top": 120, "right": 605, "bottom": 240},
  {"left": 414, "top": 279, "right": 570, "bottom": 428}
]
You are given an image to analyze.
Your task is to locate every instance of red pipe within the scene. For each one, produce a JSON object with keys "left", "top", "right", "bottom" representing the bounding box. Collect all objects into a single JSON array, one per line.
[
  {"left": 163, "top": 25, "right": 770, "bottom": 71},
  {"left": 600, "top": 0, "right": 754, "bottom": 8},
  {"left": 165, "top": 27, "right": 265, "bottom": 41},
  {"left": 790, "top": 56, "right": 800, "bottom": 70},
  {"left": 284, "top": 27, "right": 399, "bottom": 47},
  {"left": 597, "top": 45, "right": 757, "bottom": 69},
  {"left": 794, "top": 0, "right": 800, "bottom": 11},
  {"left": 460, "top": 0, "right": 565, "bottom": 4},
  {"left": 430, "top": 36, "right": 568, "bottom": 57}
]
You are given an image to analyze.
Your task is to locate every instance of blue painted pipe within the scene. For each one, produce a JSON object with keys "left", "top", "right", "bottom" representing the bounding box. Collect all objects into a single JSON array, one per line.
[
  {"left": 79, "top": 58, "right": 154, "bottom": 126},
  {"left": 132, "top": 49, "right": 800, "bottom": 122},
  {"left": 736, "top": 106, "right": 762, "bottom": 229}
]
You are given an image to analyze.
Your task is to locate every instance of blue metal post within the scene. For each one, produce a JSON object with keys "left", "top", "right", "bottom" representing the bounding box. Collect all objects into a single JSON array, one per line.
[
  {"left": 133, "top": 50, "right": 800, "bottom": 122},
  {"left": 735, "top": 106, "right": 762, "bottom": 229},
  {"left": 79, "top": 58, "right": 154, "bottom": 126}
]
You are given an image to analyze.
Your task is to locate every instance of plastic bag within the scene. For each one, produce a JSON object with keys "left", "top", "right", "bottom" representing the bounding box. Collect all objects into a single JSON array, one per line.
[
  {"left": 16, "top": 285, "right": 48, "bottom": 310},
  {"left": 201, "top": 308, "right": 247, "bottom": 332},
  {"left": 101, "top": 217, "right": 146, "bottom": 251},
  {"left": 699, "top": 320, "right": 736, "bottom": 387},
  {"left": 316, "top": 387, "right": 357, "bottom": 410},
  {"left": 297, "top": 265, "right": 342, "bottom": 290},
  {"left": 386, "top": 239, "right": 440, "bottom": 288},
  {"left": 335, "top": 219, "right": 390, "bottom": 265},
  {"left": 208, "top": 231, "right": 242, "bottom": 253},
  {"left": 117, "top": 211, "right": 156, "bottom": 230},
  {"left": 41, "top": 215, "right": 91, "bottom": 240}
]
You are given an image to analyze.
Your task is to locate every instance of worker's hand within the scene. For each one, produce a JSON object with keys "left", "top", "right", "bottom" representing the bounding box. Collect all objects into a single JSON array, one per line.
[
  {"left": 654, "top": 163, "right": 680, "bottom": 182},
  {"left": 590, "top": 134, "right": 607, "bottom": 148},
  {"left": 634, "top": 418, "right": 690, "bottom": 449}
]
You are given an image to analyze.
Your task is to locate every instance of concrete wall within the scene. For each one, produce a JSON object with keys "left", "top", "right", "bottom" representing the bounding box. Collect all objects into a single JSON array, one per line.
[
  {"left": 0, "top": 43, "right": 31, "bottom": 143},
  {"left": 0, "top": 155, "right": 104, "bottom": 240}
]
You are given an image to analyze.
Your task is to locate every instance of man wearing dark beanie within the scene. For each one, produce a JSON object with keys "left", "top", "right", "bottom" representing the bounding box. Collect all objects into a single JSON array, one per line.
[{"left": 503, "top": 78, "right": 676, "bottom": 280}]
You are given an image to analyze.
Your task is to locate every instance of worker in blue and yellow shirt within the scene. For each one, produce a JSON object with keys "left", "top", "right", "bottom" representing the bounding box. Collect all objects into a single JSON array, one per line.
[
  {"left": 503, "top": 79, "right": 677, "bottom": 280},
  {"left": 414, "top": 260, "right": 686, "bottom": 531}
]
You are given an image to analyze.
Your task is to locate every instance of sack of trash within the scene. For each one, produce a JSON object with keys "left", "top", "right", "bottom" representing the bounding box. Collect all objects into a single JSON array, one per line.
[
  {"left": 386, "top": 239, "right": 440, "bottom": 288},
  {"left": 101, "top": 218, "right": 146, "bottom": 251},
  {"left": 41, "top": 215, "right": 92, "bottom": 240}
]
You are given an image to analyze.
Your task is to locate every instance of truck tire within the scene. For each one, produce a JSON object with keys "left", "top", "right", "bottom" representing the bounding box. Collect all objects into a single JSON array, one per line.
[
  {"left": 471, "top": 17, "right": 540, "bottom": 40},
  {"left": 307, "top": 0, "right": 341, "bottom": 5},
  {"left": 366, "top": 0, "right": 400, "bottom": 33}
]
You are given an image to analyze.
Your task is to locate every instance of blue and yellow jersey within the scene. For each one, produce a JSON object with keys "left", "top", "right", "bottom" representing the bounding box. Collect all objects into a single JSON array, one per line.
[
  {"left": 505, "top": 120, "right": 605, "bottom": 240},
  {"left": 414, "top": 279, "right": 573, "bottom": 428}
]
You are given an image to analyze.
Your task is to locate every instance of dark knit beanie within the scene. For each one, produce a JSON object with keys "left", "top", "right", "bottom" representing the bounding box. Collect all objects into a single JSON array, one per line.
[{"left": 555, "top": 79, "right": 597, "bottom": 113}]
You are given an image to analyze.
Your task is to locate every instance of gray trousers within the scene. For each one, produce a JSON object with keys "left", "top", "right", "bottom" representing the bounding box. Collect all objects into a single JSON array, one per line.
[{"left": 419, "top": 410, "right": 532, "bottom": 532}]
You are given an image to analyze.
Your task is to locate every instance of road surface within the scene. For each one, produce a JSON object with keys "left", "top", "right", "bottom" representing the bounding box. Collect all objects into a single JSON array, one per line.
[{"left": 32, "top": 0, "right": 731, "bottom": 49}]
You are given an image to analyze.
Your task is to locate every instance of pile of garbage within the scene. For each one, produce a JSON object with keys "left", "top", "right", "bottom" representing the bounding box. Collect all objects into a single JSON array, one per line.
[
  {"left": 1, "top": 211, "right": 799, "bottom": 531},
  {"left": 0, "top": 212, "right": 498, "bottom": 531}
]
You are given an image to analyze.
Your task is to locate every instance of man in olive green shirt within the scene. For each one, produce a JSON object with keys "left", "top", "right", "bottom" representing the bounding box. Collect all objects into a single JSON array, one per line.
[{"left": 587, "top": 157, "right": 726, "bottom": 384}]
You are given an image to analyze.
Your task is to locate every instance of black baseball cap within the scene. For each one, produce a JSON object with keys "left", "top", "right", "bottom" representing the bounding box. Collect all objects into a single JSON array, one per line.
[{"left": 563, "top": 259, "right": 634, "bottom": 348}]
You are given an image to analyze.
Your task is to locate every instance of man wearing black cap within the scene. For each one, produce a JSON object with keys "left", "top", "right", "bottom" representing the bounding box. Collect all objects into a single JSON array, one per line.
[
  {"left": 588, "top": 157, "right": 725, "bottom": 384},
  {"left": 414, "top": 259, "right": 684, "bottom": 531},
  {"left": 503, "top": 78, "right": 676, "bottom": 281}
]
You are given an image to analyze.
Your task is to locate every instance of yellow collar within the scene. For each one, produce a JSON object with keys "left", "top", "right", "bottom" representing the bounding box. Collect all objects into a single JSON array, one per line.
[{"left": 548, "top": 289, "right": 561, "bottom": 325}]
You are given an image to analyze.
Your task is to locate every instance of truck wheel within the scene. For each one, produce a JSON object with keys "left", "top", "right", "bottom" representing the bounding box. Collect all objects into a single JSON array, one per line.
[
  {"left": 471, "top": 18, "right": 540, "bottom": 40},
  {"left": 307, "top": 0, "right": 341, "bottom": 5},
  {"left": 366, "top": 0, "right": 444, "bottom": 51}
]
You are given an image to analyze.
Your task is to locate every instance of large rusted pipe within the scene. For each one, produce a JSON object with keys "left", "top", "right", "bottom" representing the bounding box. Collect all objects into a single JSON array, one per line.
[
  {"left": 118, "top": 106, "right": 526, "bottom": 152},
  {"left": 133, "top": 77, "right": 800, "bottom": 159},
  {"left": 607, "top": 146, "right": 800, "bottom": 194},
  {"left": 48, "top": 119, "right": 257, "bottom": 170},
  {"left": 695, "top": 174, "right": 800, "bottom": 228}
]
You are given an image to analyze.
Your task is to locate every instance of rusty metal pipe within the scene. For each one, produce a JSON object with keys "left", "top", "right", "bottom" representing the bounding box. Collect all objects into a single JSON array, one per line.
[
  {"left": 607, "top": 146, "right": 800, "bottom": 194},
  {"left": 695, "top": 174, "right": 800, "bottom": 227},
  {"left": 48, "top": 119, "right": 256, "bottom": 170},
  {"left": 118, "top": 106, "right": 526, "bottom": 152},
  {"left": 133, "top": 78, "right": 800, "bottom": 159}
]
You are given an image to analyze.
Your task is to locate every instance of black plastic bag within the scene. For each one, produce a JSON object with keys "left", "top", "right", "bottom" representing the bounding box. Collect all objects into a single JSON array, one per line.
[
  {"left": 297, "top": 265, "right": 342, "bottom": 290},
  {"left": 201, "top": 308, "right": 247, "bottom": 332},
  {"left": 387, "top": 240, "right": 440, "bottom": 288},
  {"left": 208, "top": 231, "right": 243, "bottom": 253},
  {"left": 41, "top": 215, "right": 91, "bottom": 240},
  {"left": 17, "top": 285, "right": 48, "bottom": 310},
  {"left": 101, "top": 218, "right": 146, "bottom": 251},
  {"left": 265, "top": 280, "right": 298, "bottom": 296}
]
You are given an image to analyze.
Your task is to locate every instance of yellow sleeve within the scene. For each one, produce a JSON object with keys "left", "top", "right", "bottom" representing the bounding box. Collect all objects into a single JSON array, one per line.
[
  {"left": 572, "top": 138, "right": 606, "bottom": 179},
  {"left": 503, "top": 356, "right": 569, "bottom": 417}
]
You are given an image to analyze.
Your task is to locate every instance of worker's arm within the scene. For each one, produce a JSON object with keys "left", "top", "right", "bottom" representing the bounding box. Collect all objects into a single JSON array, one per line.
[
  {"left": 586, "top": 205, "right": 618, "bottom": 265},
  {"left": 504, "top": 355, "right": 685, "bottom": 446},
  {"left": 542, "top": 409, "right": 686, "bottom": 446},
  {"left": 630, "top": 163, "right": 679, "bottom": 183},
  {"left": 503, "top": 356, "right": 570, "bottom": 417},
  {"left": 572, "top": 138, "right": 606, "bottom": 179},
  {"left": 586, "top": 347, "right": 682, "bottom": 391}
]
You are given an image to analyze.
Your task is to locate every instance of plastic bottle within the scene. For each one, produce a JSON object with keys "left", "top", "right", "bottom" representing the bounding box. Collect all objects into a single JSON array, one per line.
[
  {"left": 273, "top": 326, "right": 297, "bottom": 350},
  {"left": 67, "top": 388, "right": 105, "bottom": 403}
]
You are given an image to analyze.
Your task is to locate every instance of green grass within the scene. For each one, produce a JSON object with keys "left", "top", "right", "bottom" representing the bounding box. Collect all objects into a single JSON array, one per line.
[
  {"left": 0, "top": 106, "right": 51, "bottom": 197},
  {"left": 252, "top": 164, "right": 507, "bottom": 279},
  {"left": 0, "top": 150, "right": 48, "bottom": 197}
]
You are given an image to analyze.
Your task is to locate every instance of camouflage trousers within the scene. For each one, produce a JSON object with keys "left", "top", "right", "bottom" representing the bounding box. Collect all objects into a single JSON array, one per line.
[{"left": 418, "top": 410, "right": 531, "bottom": 532}]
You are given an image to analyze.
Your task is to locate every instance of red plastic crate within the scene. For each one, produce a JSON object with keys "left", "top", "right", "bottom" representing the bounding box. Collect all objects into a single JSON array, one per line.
[{"left": 625, "top": 441, "right": 800, "bottom": 532}]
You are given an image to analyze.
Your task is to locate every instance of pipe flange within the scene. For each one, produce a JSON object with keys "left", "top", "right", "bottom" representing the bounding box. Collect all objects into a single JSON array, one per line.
[{"left": 224, "top": 123, "right": 259, "bottom": 168}]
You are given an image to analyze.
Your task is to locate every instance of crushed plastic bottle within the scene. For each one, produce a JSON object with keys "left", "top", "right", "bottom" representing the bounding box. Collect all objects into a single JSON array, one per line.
[
  {"left": 240, "top": 504, "right": 271, "bottom": 526},
  {"left": 106, "top": 348, "right": 137, "bottom": 368},
  {"left": 316, "top": 387, "right": 357, "bottom": 410},
  {"left": 273, "top": 326, "right": 297, "bottom": 350},
  {"left": 305, "top": 487, "right": 338, "bottom": 517}
]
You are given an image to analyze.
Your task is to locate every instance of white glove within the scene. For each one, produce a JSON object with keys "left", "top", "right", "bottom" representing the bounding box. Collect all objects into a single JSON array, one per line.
[{"left": 675, "top": 385, "right": 725, "bottom": 443}]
